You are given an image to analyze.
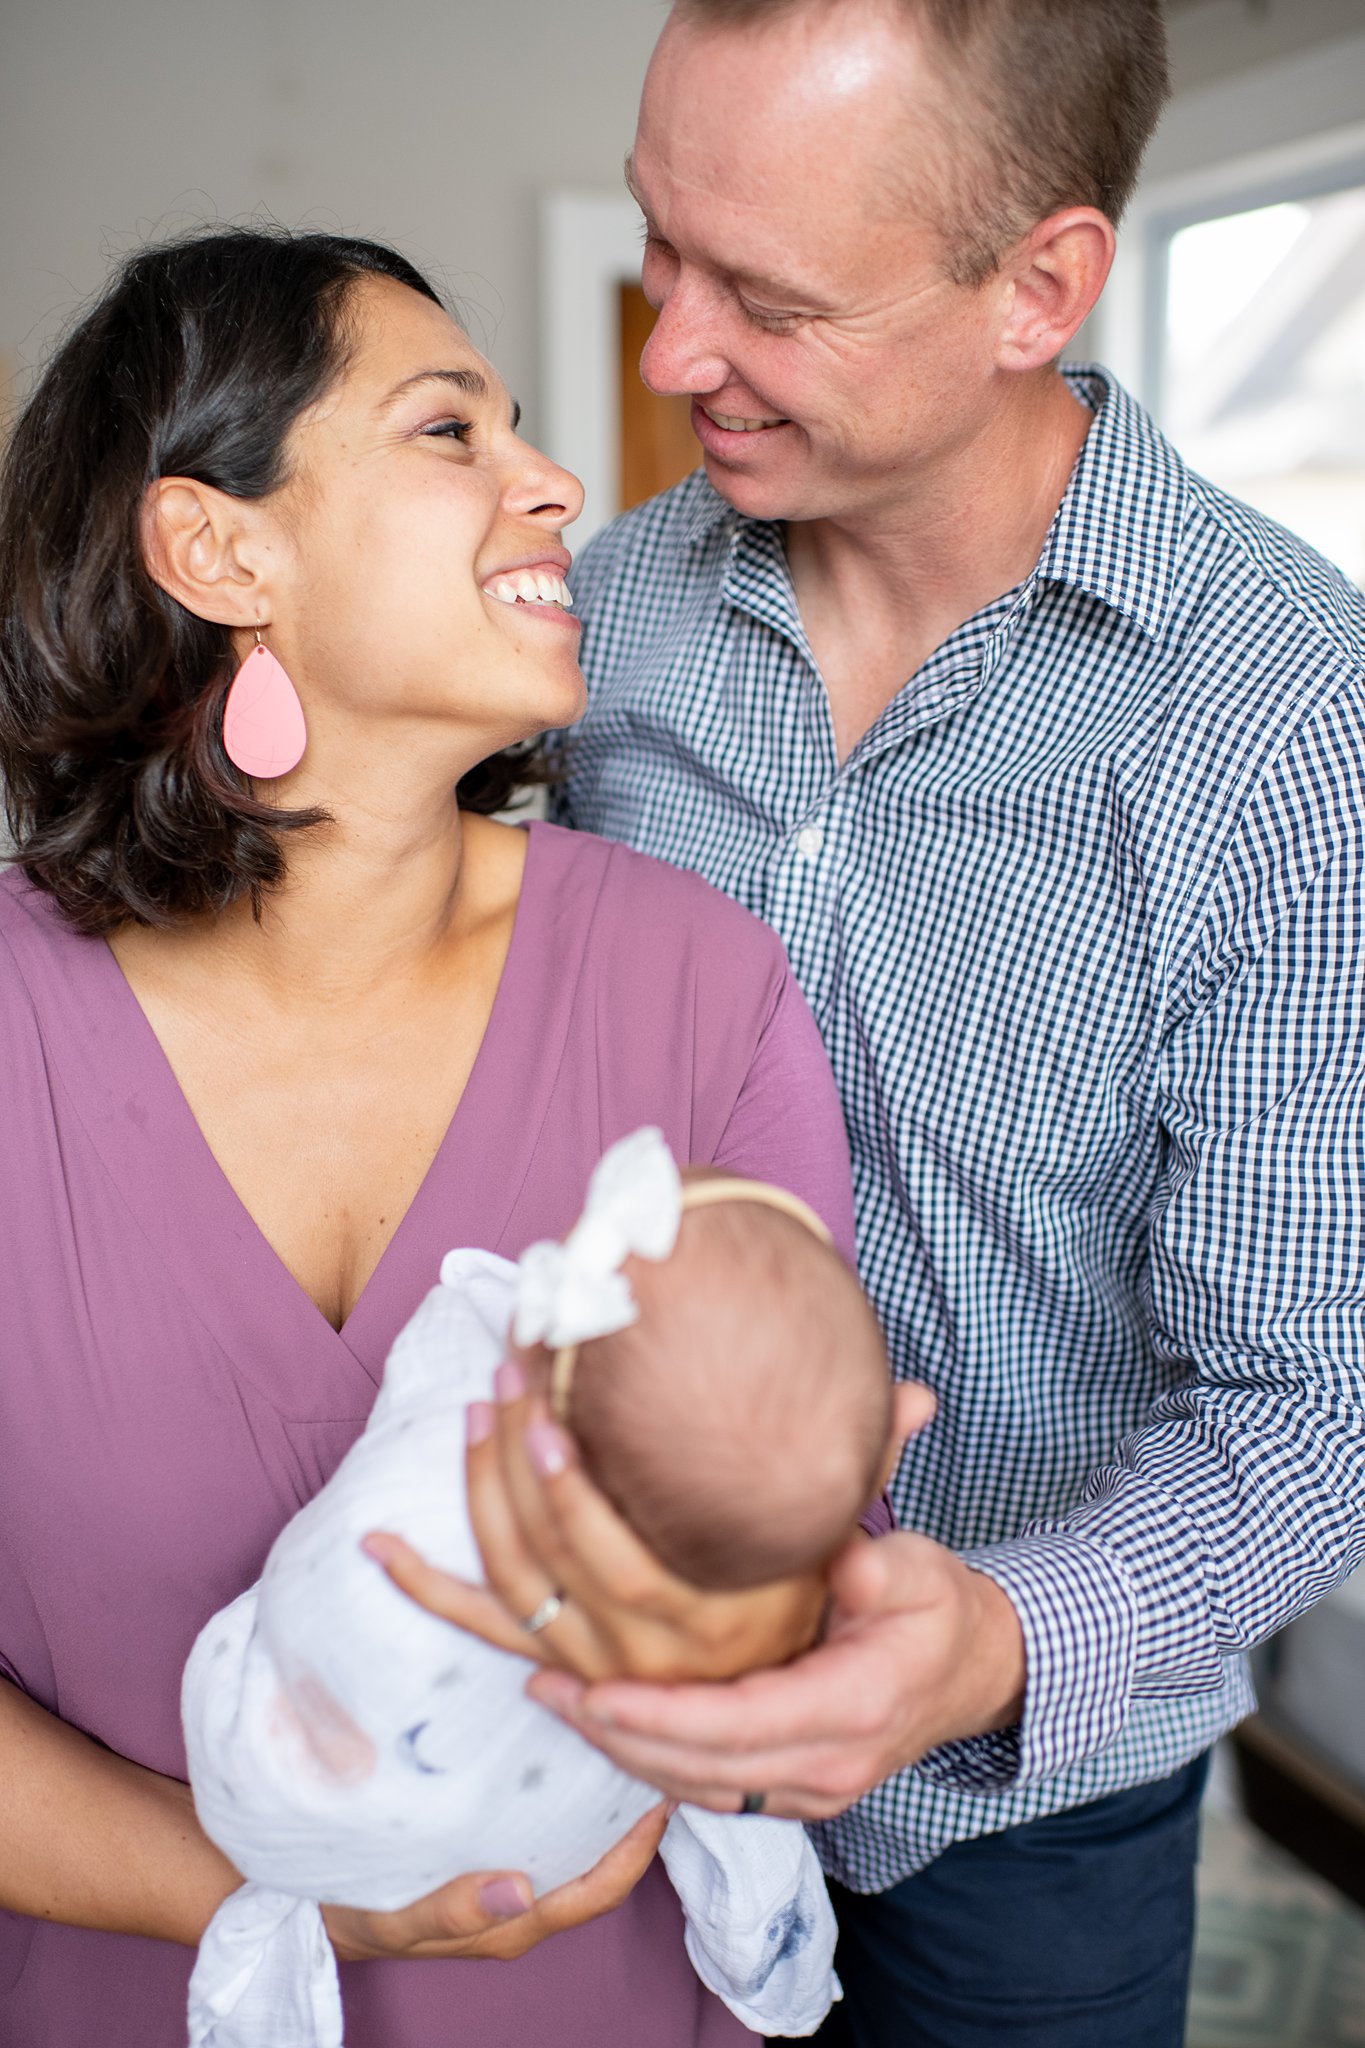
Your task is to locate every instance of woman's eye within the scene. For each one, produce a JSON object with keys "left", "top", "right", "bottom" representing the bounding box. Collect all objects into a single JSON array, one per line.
[{"left": 423, "top": 418, "right": 474, "bottom": 442}]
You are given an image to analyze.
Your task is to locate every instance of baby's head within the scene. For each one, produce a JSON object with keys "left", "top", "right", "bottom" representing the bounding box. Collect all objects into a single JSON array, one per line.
[{"left": 524, "top": 1162, "right": 894, "bottom": 1596}]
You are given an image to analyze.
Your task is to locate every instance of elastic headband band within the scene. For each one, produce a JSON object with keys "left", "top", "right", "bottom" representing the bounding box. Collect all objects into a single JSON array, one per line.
[{"left": 549, "top": 1179, "right": 833, "bottom": 1424}]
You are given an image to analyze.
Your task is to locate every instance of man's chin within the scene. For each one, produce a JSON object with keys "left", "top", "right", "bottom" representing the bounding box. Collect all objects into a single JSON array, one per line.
[{"left": 700, "top": 446, "right": 813, "bottom": 526}]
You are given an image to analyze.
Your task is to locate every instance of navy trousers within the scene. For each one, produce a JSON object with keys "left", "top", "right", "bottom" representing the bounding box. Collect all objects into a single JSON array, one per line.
[{"left": 783, "top": 1755, "right": 1210, "bottom": 2048}]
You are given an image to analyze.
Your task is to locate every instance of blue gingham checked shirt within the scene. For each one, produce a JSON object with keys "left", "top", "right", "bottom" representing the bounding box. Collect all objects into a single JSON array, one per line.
[{"left": 552, "top": 366, "right": 1365, "bottom": 1892}]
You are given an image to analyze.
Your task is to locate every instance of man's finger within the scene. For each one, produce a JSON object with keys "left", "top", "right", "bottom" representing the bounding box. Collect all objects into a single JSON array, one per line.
[
  {"left": 533, "top": 1713, "right": 849, "bottom": 1802},
  {"left": 892, "top": 1380, "right": 938, "bottom": 1440},
  {"left": 527, "top": 1664, "right": 869, "bottom": 1793},
  {"left": 553, "top": 1635, "right": 888, "bottom": 1754}
]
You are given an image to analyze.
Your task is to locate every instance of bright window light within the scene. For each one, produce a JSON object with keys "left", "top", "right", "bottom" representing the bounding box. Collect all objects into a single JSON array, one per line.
[{"left": 1158, "top": 185, "right": 1365, "bottom": 588}]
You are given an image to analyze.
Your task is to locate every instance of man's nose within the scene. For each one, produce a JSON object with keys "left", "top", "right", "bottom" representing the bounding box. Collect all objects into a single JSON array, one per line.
[{"left": 639, "top": 277, "right": 731, "bottom": 398}]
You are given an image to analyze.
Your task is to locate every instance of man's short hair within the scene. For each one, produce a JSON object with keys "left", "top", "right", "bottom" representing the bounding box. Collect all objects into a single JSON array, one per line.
[{"left": 670, "top": 0, "right": 1170, "bottom": 283}]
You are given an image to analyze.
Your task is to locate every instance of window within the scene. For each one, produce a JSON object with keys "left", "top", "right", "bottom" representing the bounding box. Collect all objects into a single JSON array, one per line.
[{"left": 1157, "top": 180, "right": 1365, "bottom": 587}]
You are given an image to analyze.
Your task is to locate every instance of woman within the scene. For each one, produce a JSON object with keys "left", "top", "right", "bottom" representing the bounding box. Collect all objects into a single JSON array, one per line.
[{"left": 0, "top": 228, "right": 856, "bottom": 2046}]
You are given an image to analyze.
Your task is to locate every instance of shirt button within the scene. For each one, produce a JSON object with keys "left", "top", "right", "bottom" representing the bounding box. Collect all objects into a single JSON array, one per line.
[{"left": 797, "top": 824, "right": 825, "bottom": 861}]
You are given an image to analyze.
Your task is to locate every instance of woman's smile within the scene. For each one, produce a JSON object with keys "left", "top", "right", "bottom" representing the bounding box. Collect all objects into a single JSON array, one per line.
[{"left": 480, "top": 548, "right": 581, "bottom": 632}]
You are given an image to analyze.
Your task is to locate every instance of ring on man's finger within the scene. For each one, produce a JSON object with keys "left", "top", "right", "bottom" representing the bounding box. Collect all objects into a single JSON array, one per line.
[
  {"left": 520, "top": 1590, "right": 565, "bottom": 1635},
  {"left": 739, "top": 1789, "right": 766, "bottom": 1816}
]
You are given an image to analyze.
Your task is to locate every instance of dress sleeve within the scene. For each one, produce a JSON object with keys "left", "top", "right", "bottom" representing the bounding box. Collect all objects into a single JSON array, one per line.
[
  {"left": 921, "top": 687, "right": 1365, "bottom": 1791},
  {"left": 711, "top": 966, "right": 857, "bottom": 1268}
]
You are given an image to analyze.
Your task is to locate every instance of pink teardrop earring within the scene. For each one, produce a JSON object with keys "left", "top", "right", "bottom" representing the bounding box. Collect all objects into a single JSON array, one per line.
[{"left": 222, "top": 626, "right": 307, "bottom": 780}]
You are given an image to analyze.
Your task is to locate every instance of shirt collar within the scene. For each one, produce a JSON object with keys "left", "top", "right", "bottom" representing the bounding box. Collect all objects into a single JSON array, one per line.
[
  {"left": 1039, "top": 365, "right": 1188, "bottom": 642},
  {"left": 681, "top": 364, "right": 1188, "bottom": 645}
]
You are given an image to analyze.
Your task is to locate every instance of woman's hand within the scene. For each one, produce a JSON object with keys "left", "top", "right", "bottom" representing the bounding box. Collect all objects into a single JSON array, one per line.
[
  {"left": 365, "top": 1374, "right": 937, "bottom": 1684},
  {"left": 365, "top": 1378, "right": 1020, "bottom": 1823},
  {"left": 323, "top": 1801, "right": 669, "bottom": 1962}
]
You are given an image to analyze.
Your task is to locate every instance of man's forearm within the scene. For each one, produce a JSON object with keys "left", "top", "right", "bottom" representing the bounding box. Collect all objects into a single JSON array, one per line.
[{"left": 0, "top": 1677, "right": 240, "bottom": 1944}]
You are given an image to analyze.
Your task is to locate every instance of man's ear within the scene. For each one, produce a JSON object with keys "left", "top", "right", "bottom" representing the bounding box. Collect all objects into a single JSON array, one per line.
[
  {"left": 141, "top": 476, "right": 272, "bottom": 629},
  {"left": 994, "top": 206, "right": 1116, "bottom": 373}
]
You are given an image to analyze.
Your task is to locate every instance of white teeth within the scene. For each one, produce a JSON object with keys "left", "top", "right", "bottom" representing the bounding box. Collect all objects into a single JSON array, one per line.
[
  {"left": 481, "top": 569, "right": 573, "bottom": 608},
  {"left": 707, "top": 409, "right": 781, "bottom": 432}
]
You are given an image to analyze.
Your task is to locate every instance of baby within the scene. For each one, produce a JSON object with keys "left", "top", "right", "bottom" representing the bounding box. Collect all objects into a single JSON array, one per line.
[{"left": 183, "top": 1129, "right": 896, "bottom": 2048}]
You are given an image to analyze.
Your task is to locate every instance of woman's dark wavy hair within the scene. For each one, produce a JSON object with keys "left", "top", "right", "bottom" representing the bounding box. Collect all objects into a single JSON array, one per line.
[{"left": 0, "top": 226, "right": 542, "bottom": 934}]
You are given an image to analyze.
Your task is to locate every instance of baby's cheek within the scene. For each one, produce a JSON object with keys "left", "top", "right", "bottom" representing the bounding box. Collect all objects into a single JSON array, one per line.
[{"left": 269, "top": 1673, "right": 378, "bottom": 1784}]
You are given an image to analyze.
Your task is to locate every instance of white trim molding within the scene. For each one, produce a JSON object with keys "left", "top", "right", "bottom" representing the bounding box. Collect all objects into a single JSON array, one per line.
[{"left": 539, "top": 192, "right": 644, "bottom": 550}]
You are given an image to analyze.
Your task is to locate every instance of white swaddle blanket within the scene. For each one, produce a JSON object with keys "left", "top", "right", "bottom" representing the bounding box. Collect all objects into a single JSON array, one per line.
[{"left": 183, "top": 1246, "right": 838, "bottom": 2046}]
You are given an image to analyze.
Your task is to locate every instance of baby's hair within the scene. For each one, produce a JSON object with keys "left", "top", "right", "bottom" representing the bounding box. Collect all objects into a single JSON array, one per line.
[{"left": 564, "top": 1174, "right": 892, "bottom": 1590}]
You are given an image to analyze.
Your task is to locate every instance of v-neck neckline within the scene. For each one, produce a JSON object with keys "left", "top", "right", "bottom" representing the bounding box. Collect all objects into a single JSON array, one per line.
[{"left": 11, "top": 823, "right": 554, "bottom": 1420}]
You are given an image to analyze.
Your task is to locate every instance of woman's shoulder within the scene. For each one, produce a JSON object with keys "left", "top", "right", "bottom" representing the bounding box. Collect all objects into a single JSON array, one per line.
[
  {"left": 0, "top": 872, "right": 70, "bottom": 1102},
  {"left": 0, "top": 865, "right": 87, "bottom": 994},
  {"left": 0, "top": 869, "right": 116, "bottom": 1089},
  {"left": 0, "top": 866, "right": 50, "bottom": 989},
  {"left": 526, "top": 820, "right": 789, "bottom": 986}
]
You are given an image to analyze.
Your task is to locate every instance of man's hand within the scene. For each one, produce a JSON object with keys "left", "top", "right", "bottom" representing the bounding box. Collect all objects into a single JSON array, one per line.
[
  {"left": 323, "top": 1803, "right": 669, "bottom": 1962},
  {"left": 521, "top": 1531, "right": 1026, "bottom": 1819}
]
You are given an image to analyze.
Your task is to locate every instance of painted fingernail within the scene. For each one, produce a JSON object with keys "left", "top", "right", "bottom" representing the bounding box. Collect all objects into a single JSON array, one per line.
[
  {"left": 361, "top": 1533, "right": 395, "bottom": 1563},
  {"left": 479, "top": 1876, "right": 531, "bottom": 1920},
  {"left": 466, "top": 1400, "right": 494, "bottom": 1446},
  {"left": 495, "top": 1359, "right": 526, "bottom": 1404},
  {"left": 525, "top": 1421, "right": 569, "bottom": 1478}
]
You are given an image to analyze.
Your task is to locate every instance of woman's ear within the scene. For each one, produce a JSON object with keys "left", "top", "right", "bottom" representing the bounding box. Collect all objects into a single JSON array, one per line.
[{"left": 140, "top": 475, "right": 271, "bottom": 629}]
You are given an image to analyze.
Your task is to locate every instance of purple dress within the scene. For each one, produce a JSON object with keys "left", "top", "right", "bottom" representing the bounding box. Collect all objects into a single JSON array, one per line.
[{"left": 0, "top": 821, "right": 856, "bottom": 2048}]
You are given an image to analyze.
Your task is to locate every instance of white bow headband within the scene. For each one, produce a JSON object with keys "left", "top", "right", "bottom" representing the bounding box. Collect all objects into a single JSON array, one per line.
[{"left": 499, "top": 1126, "right": 832, "bottom": 1422}]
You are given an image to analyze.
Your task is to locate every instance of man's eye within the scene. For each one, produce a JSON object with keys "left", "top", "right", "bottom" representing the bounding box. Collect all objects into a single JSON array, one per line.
[
  {"left": 742, "top": 304, "right": 799, "bottom": 334},
  {"left": 423, "top": 418, "right": 474, "bottom": 442}
]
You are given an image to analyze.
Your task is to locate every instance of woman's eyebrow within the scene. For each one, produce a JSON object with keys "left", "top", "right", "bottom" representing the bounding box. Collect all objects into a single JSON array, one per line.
[
  {"left": 379, "top": 367, "right": 494, "bottom": 411},
  {"left": 377, "top": 367, "right": 521, "bottom": 430}
]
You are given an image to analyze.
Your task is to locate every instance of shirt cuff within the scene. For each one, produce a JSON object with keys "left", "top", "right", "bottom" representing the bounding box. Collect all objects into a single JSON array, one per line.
[{"left": 915, "top": 1534, "right": 1139, "bottom": 1793}]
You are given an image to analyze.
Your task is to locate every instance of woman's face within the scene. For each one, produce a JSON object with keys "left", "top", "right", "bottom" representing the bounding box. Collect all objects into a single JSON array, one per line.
[{"left": 261, "top": 275, "right": 586, "bottom": 780}]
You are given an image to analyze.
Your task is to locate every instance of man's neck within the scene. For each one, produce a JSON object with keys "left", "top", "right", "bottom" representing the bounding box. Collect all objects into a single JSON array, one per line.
[{"left": 785, "top": 374, "right": 1094, "bottom": 761}]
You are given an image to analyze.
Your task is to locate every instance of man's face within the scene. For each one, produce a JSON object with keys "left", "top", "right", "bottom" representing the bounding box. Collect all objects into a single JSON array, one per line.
[{"left": 631, "top": 2, "right": 1012, "bottom": 527}]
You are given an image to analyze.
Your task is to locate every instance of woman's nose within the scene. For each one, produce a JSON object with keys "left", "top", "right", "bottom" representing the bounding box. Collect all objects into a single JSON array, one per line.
[{"left": 510, "top": 445, "right": 585, "bottom": 529}]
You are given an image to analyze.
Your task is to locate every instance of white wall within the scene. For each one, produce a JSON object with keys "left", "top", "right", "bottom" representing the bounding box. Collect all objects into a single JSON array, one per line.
[
  {"left": 2, "top": 0, "right": 1363, "bottom": 457},
  {"left": 0, "top": 0, "right": 664, "bottom": 444}
]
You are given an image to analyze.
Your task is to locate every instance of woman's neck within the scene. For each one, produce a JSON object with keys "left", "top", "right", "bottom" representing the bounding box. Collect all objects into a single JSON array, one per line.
[
  {"left": 113, "top": 778, "right": 515, "bottom": 1016},
  {"left": 224, "top": 797, "right": 471, "bottom": 1006}
]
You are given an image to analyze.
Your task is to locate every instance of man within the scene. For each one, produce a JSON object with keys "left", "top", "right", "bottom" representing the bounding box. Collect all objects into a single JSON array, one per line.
[{"left": 403, "top": 2, "right": 1365, "bottom": 2040}]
